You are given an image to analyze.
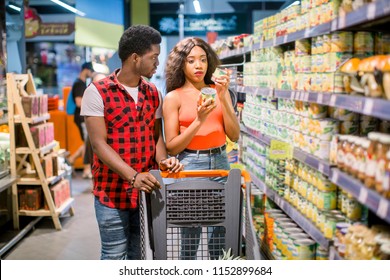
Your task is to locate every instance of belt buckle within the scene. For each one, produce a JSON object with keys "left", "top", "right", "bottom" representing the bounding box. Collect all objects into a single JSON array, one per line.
[{"left": 210, "top": 147, "right": 220, "bottom": 154}]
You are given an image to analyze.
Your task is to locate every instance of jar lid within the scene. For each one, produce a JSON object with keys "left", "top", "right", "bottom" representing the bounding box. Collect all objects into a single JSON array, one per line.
[
  {"left": 293, "top": 238, "right": 316, "bottom": 246},
  {"left": 378, "top": 135, "right": 390, "bottom": 144},
  {"left": 367, "top": 132, "right": 382, "bottom": 141}
]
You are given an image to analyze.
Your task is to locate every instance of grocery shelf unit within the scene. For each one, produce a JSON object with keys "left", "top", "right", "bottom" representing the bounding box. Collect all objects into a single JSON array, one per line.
[
  {"left": 219, "top": 0, "right": 390, "bottom": 259},
  {"left": 6, "top": 73, "right": 74, "bottom": 230}
]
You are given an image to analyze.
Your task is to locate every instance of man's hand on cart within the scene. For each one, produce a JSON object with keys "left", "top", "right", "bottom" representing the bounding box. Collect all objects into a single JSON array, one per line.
[{"left": 159, "top": 157, "right": 184, "bottom": 173}]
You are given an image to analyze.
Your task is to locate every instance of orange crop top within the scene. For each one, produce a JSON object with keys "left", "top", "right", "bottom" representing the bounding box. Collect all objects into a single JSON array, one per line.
[{"left": 178, "top": 86, "right": 226, "bottom": 150}]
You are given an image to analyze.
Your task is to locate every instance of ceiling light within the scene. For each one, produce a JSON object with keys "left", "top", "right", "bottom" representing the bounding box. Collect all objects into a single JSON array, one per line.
[
  {"left": 8, "top": 4, "right": 21, "bottom": 12},
  {"left": 193, "top": 0, "right": 201, "bottom": 14},
  {"left": 50, "top": 0, "right": 86, "bottom": 17}
]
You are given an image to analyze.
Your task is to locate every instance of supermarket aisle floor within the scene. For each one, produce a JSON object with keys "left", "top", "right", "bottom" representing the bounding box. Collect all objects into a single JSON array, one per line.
[{"left": 4, "top": 171, "right": 100, "bottom": 260}]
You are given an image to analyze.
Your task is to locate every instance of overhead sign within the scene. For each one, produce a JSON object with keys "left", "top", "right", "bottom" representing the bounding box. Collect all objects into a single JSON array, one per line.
[{"left": 151, "top": 13, "right": 249, "bottom": 36}]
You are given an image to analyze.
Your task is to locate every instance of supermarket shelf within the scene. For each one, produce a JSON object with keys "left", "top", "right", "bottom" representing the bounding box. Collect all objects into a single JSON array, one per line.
[
  {"left": 240, "top": 124, "right": 271, "bottom": 146},
  {"left": 275, "top": 89, "right": 390, "bottom": 121},
  {"left": 17, "top": 170, "right": 66, "bottom": 186},
  {"left": 329, "top": 246, "right": 344, "bottom": 260},
  {"left": 330, "top": 168, "right": 390, "bottom": 223},
  {"left": 237, "top": 86, "right": 274, "bottom": 97},
  {"left": 14, "top": 113, "right": 50, "bottom": 124},
  {"left": 220, "top": 0, "right": 390, "bottom": 59},
  {"left": 18, "top": 197, "right": 75, "bottom": 217},
  {"left": 15, "top": 141, "right": 56, "bottom": 155},
  {"left": 293, "top": 148, "right": 332, "bottom": 177},
  {"left": 332, "top": 0, "right": 390, "bottom": 31},
  {"left": 219, "top": 46, "right": 250, "bottom": 60},
  {"left": 241, "top": 124, "right": 332, "bottom": 176},
  {"left": 0, "top": 174, "right": 17, "bottom": 193},
  {"left": 250, "top": 171, "right": 331, "bottom": 249}
]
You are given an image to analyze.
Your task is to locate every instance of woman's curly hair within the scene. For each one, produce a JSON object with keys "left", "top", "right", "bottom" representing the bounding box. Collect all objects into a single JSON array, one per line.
[{"left": 165, "top": 37, "right": 221, "bottom": 93}]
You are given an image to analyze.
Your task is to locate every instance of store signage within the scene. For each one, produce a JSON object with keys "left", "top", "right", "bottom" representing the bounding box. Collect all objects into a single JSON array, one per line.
[
  {"left": 269, "top": 140, "right": 293, "bottom": 160},
  {"left": 151, "top": 13, "right": 248, "bottom": 36},
  {"left": 25, "top": 6, "right": 74, "bottom": 38}
]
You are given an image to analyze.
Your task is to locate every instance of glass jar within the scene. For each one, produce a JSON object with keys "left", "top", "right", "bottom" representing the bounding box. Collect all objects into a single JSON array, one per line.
[
  {"left": 379, "top": 243, "right": 390, "bottom": 260},
  {"left": 337, "top": 135, "right": 347, "bottom": 170},
  {"left": 375, "top": 135, "right": 390, "bottom": 194},
  {"left": 358, "top": 139, "right": 370, "bottom": 182},
  {"left": 364, "top": 132, "right": 381, "bottom": 189}
]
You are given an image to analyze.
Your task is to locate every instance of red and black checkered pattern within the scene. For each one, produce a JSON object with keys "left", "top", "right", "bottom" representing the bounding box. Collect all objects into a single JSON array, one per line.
[{"left": 92, "top": 70, "right": 159, "bottom": 209}]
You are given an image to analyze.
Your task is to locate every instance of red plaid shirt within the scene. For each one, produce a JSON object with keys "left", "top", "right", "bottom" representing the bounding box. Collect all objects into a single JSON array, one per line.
[{"left": 92, "top": 70, "right": 159, "bottom": 209}]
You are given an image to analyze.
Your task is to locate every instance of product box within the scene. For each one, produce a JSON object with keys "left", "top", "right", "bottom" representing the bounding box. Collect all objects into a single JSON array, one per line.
[
  {"left": 44, "top": 179, "right": 71, "bottom": 209},
  {"left": 39, "top": 94, "right": 48, "bottom": 116},
  {"left": 45, "top": 122, "right": 54, "bottom": 145},
  {"left": 21, "top": 96, "right": 39, "bottom": 118},
  {"left": 18, "top": 187, "right": 42, "bottom": 210},
  {"left": 30, "top": 124, "right": 46, "bottom": 148},
  {"left": 41, "top": 154, "right": 53, "bottom": 178}
]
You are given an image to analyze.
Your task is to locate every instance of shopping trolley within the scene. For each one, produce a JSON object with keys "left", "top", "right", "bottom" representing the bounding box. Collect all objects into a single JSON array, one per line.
[{"left": 140, "top": 169, "right": 251, "bottom": 260}]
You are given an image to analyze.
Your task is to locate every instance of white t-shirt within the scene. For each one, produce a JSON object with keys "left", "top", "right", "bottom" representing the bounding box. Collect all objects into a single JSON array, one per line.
[{"left": 80, "top": 83, "right": 163, "bottom": 118}]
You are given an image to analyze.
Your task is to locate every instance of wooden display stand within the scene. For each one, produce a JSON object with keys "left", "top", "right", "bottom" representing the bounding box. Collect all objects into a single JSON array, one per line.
[{"left": 7, "top": 73, "right": 74, "bottom": 230}]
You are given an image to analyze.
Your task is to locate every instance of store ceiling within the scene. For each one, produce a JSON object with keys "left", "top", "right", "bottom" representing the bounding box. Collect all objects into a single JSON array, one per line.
[{"left": 28, "top": 0, "right": 292, "bottom": 15}]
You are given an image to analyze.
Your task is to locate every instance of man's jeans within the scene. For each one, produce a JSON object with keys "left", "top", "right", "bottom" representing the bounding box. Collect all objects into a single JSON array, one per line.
[{"left": 94, "top": 197, "right": 140, "bottom": 260}]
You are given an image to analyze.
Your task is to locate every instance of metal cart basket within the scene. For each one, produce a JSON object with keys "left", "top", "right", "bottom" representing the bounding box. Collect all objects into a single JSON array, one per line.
[{"left": 140, "top": 169, "right": 251, "bottom": 260}]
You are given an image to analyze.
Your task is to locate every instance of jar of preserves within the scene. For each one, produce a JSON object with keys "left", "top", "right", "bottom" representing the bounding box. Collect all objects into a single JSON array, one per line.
[
  {"left": 345, "top": 136, "right": 357, "bottom": 175},
  {"left": 351, "top": 138, "right": 362, "bottom": 178},
  {"left": 358, "top": 139, "right": 370, "bottom": 182},
  {"left": 342, "top": 136, "right": 353, "bottom": 172},
  {"left": 375, "top": 135, "right": 390, "bottom": 194},
  {"left": 364, "top": 132, "right": 381, "bottom": 189}
]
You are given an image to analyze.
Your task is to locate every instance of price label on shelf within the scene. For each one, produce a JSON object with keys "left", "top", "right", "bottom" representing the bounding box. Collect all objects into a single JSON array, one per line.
[
  {"left": 318, "top": 163, "right": 325, "bottom": 174},
  {"left": 273, "top": 37, "right": 277, "bottom": 46},
  {"left": 283, "top": 35, "right": 288, "bottom": 44},
  {"left": 363, "top": 99, "right": 374, "bottom": 115},
  {"left": 303, "top": 92, "right": 309, "bottom": 102},
  {"left": 338, "top": 15, "right": 346, "bottom": 29},
  {"left": 269, "top": 88, "right": 273, "bottom": 96},
  {"left": 367, "top": 3, "right": 376, "bottom": 20},
  {"left": 291, "top": 91, "right": 296, "bottom": 99},
  {"left": 331, "top": 170, "right": 339, "bottom": 183},
  {"left": 377, "top": 198, "right": 389, "bottom": 219},
  {"left": 260, "top": 40, "right": 264, "bottom": 49},
  {"left": 317, "top": 93, "right": 324, "bottom": 104},
  {"left": 358, "top": 188, "right": 368, "bottom": 204},
  {"left": 304, "top": 28, "right": 310, "bottom": 38},
  {"left": 331, "top": 19, "right": 337, "bottom": 31},
  {"left": 329, "top": 95, "right": 337, "bottom": 107}
]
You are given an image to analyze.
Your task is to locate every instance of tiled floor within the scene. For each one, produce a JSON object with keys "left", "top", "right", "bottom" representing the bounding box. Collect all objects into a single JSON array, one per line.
[{"left": 2, "top": 171, "right": 101, "bottom": 260}]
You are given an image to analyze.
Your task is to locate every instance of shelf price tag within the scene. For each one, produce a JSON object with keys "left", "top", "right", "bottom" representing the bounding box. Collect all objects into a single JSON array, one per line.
[
  {"left": 377, "top": 198, "right": 389, "bottom": 219},
  {"left": 318, "top": 163, "right": 325, "bottom": 174},
  {"left": 363, "top": 99, "right": 374, "bottom": 115},
  {"left": 273, "top": 37, "right": 277, "bottom": 46},
  {"left": 303, "top": 92, "right": 309, "bottom": 102},
  {"left": 331, "top": 19, "right": 337, "bottom": 31},
  {"left": 317, "top": 93, "right": 324, "bottom": 104},
  {"left": 291, "top": 91, "right": 296, "bottom": 99},
  {"left": 358, "top": 188, "right": 368, "bottom": 204},
  {"left": 283, "top": 35, "right": 288, "bottom": 44},
  {"left": 329, "top": 94, "right": 337, "bottom": 107},
  {"left": 367, "top": 3, "right": 376, "bottom": 20},
  {"left": 304, "top": 28, "right": 310, "bottom": 38},
  {"left": 260, "top": 40, "right": 264, "bottom": 49},
  {"left": 331, "top": 170, "right": 339, "bottom": 183},
  {"left": 338, "top": 15, "right": 346, "bottom": 29},
  {"left": 269, "top": 140, "right": 293, "bottom": 160}
]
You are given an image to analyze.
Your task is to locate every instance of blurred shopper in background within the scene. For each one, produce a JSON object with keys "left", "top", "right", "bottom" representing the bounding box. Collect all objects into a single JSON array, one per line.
[
  {"left": 81, "top": 25, "right": 183, "bottom": 260},
  {"left": 68, "top": 62, "right": 94, "bottom": 178}
]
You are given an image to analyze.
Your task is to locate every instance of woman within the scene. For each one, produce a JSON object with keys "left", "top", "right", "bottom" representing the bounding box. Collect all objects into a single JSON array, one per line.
[{"left": 163, "top": 37, "right": 240, "bottom": 259}]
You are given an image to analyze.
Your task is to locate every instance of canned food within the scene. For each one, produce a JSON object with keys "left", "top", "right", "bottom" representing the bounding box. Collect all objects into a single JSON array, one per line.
[{"left": 292, "top": 239, "right": 316, "bottom": 260}]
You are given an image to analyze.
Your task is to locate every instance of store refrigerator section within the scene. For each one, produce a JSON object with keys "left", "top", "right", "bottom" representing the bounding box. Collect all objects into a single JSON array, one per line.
[{"left": 214, "top": 0, "right": 390, "bottom": 260}]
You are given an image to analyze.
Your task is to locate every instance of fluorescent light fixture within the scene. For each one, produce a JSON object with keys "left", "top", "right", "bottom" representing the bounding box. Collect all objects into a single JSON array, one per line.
[
  {"left": 193, "top": 0, "right": 201, "bottom": 14},
  {"left": 8, "top": 4, "right": 21, "bottom": 12},
  {"left": 50, "top": 0, "right": 86, "bottom": 17}
]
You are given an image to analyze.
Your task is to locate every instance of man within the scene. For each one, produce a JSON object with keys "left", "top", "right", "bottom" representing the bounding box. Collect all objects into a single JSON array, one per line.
[
  {"left": 68, "top": 61, "right": 94, "bottom": 178},
  {"left": 80, "top": 25, "right": 183, "bottom": 260}
]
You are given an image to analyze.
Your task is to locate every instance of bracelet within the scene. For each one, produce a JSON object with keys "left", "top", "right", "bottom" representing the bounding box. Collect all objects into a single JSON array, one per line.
[{"left": 130, "top": 172, "right": 139, "bottom": 188}]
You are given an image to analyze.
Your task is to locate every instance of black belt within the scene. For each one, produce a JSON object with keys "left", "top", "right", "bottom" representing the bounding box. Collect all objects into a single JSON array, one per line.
[{"left": 184, "top": 145, "right": 226, "bottom": 155}]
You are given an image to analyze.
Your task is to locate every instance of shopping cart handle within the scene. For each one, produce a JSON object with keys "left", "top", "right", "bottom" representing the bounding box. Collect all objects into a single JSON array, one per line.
[{"left": 160, "top": 169, "right": 251, "bottom": 183}]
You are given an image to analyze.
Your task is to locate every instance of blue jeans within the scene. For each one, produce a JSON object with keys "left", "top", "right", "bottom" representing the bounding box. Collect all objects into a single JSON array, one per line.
[
  {"left": 94, "top": 197, "right": 140, "bottom": 260},
  {"left": 177, "top": 149, "right": 230, "bottom": 259}
]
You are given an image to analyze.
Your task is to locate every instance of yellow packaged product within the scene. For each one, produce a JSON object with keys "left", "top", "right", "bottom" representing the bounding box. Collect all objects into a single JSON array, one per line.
[
  {"left": 331, "top": 31, "right": 353, "bottom": 53},
  {"left": 317, "top": 189, "right": 337, "bottom": 210},
  {"left": 354, "top": 31, "right": 374, "bottom": 57},
  {"left": 292, "top": 239, "right": 316, "bottom": 260}
]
